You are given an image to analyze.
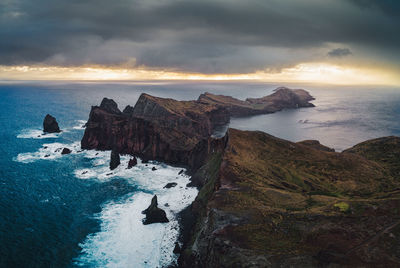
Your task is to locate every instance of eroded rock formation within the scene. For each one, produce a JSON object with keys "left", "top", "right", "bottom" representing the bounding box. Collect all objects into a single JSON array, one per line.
[
  {"left": 43, "top": 114, "right": 61, "bottom": 133},
  {"left": 109, "top": 148, "right": 120, "bottom": 170},
  {"left": 142, "top": 195, "right": 169, "bottom": 224},
  {"left": 81, "top": 94, "right": 230, "bottom": 171},
  {"left": 127, "top": 157, "right": 137, "bottom": 169}
]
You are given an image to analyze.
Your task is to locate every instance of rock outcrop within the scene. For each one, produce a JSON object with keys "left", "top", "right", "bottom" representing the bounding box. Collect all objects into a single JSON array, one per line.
[
  {"left": 198, "top": 87, "right": 315, "bottom": 117},
  {"left": 61, "top": 148, "right": 72, "bottom": 155},
  {"left": 78, "top": 92, "right": 400, "bottom": 267},
  {"left": 109, "top": 148, "right": 120, "bottom": 170},
  {"left": 297, "top": 139, "right": 335, "bottom": 152},
  {"left": 164, "top": 182, "right": 177, "bottom": 189},
  {"left": 127, "top": 157, "right": 137, "bottom": 169},
  {"left": 142, "top": 195, "right": 169, "bottom": 224},
  {"left": 81, "top": 94, "right": 230, "bottom": 171},
  {"left": 180, "top": 129, "right": 400, "bottom": 267},
  {"left": 43, "top": 114, "right": 61, "bottom": 133}
]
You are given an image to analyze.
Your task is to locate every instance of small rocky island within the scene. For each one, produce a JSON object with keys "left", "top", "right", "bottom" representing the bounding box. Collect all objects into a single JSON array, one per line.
[
  {"left": 80, "top": 87, "right": 400, "bottom": 267},
  {"left": 43, "top": 114, "right": 61, "bottom": 133}
]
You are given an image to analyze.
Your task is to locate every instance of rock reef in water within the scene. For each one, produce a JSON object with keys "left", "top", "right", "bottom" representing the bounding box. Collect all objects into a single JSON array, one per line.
[
  {"left": 61, "top": 148, "right": 71, "bottom": 155},
  {"left": 127, "top": 157, "right": 137, "bottom": 169},
  {"left": 43, "top": 114, "right": 61, "bottom": 133},
  {"left": 198, "top": 86, "right": 315, "bottom": 117},
  {"left": 109, "top": 148, "right": 120, "bottom": 170},
  {"left": 142, "top": 195, "right": 169, "bottom": 224}
]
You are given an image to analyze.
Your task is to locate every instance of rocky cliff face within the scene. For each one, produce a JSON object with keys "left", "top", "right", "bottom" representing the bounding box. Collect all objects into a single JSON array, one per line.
[
  {"left": 81, "top": 94, "right": 230, "bottom": 171},
  {"left": 181, "top": 129, "right": 400, "bottom": 267},
  {"left": 198, "top": 87, "right": 315, "bottom": 117}
]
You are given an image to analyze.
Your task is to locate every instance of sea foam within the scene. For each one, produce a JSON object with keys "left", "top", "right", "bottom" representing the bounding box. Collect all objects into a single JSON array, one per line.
[
  {"left": 15, "top": 142, "right": 82, "bottom": 163},
  {"left": 75, "top": 155, "right": 197, "bottom": 267},
  {"left": 16, "top": 135, "right": 198, "bottom": 267},
  {"left": 17, "top": 120, "right": 85, "bottom": 139}
]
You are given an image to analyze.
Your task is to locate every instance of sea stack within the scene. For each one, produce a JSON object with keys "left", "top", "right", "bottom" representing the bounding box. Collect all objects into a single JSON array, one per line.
[
  {"left": 142, "top": 195, "right": 169, "bottom": 225},
  {"left": 127, "top": 157, "right": 137, "bottom": 169},
  {"left": 43, "top": 114, "right": 61, "bottom": 133},
  {"left": 110, "top": 148, "right": 120, "bottom": 170}
]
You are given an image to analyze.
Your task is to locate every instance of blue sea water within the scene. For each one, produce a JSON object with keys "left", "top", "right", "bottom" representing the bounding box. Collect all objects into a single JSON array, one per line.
[{"left": 0, "top": 81, "right": 399, "bottom": 267}]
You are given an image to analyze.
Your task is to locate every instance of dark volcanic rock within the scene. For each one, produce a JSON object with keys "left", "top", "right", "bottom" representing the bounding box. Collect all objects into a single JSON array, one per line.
[
  {"left": 122, "top": 105, "right": 135, "bottom": 115},
  {"left": 110, "top": 149, "right": 120, "bottom": 170},
  {"left": 164, "top": 182, "right": 177, "bottom": 189},
  {"left": 127, "top": 157, "right": 137, "bottom": 169},
  {"left": 173, "top": 242, "right": 181, "bottom": 254},
  {"left": 43, "top": 114, "right": 61, "bottom": 133},
  {"left": 100, "top": 98, "right": 121, "bottom": 114},
  {"left": 61, "top": 148, "right": 72, "bottom": 155},
  {"left": 81, "top": 94, "right": 229, "bottom": 171},
  {"left": 142, "top": 195, "right": 169, "bottom": 225},
  {"left": 198, "top": 87, "right": 315, "bottom": 117}
]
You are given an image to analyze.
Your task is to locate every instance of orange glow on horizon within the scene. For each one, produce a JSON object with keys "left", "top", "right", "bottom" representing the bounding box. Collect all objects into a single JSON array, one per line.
[{"left": 0, "top": 63, "right": 398, "bottom": 86}]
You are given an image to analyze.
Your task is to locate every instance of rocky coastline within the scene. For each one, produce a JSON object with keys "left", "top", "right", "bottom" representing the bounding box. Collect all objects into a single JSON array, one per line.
[{"left": 79, "top": 87, "right": 400, "bottom": 267}]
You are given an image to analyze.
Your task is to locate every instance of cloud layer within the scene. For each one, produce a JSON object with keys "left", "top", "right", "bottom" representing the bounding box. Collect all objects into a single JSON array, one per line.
[{"left": 1, "top": 0, "right": 399, "bottom": 73}]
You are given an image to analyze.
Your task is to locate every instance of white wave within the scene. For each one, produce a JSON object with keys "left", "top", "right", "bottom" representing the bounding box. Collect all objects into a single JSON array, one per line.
[
  {"left": 17, "top": 129, "right": 61, "bottom": 139},
  {"left": 75, "top": 156, "right": 197, "bottom": 267},
  {"left": 17, "top": 119, "right": 86, "bottom": 139},
  {"left": 14, "top": 142, "right": 82, "bottom": 163},
  {"left": 15, "top": 135, "right": 197, "bottom": 267},
  {"left": 72, "top": 120, "right": 87, "bottom": 130}
]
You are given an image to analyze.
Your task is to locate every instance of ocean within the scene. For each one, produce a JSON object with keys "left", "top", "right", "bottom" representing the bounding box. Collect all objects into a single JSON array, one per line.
[{"left": 1, "top": 81, "right": 399, "bottom": 267}]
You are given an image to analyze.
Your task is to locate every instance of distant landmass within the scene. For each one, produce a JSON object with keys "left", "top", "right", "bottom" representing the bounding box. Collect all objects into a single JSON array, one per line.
[
  {"left": 80, "top": 87, "right": 400, "bottom": 267},
  {"left": 198, "top": 86, "right": 315, "bottom": 117}
]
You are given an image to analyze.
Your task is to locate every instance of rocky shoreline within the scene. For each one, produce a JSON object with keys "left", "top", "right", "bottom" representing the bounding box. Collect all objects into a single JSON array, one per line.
[{"left": 79, "top": 87, "right": 400, "bottom": 267}]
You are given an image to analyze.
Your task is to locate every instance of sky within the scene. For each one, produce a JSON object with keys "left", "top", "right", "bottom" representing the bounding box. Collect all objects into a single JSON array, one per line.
[{"left": 0, "top": 0, "right": 399, "bottom": 84}]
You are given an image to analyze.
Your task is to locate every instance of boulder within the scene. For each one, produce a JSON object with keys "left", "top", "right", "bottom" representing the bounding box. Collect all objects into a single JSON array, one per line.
[
  {"left": 164, "top": 182, "right": 177, "bottom": 189},
  {"left": 127, "top": 157, "right": 137, "bottom": 169},
  {"left": 61, "top": 148, "right": 72, "bottom": 155},
  {"left": 43, "top": 114, "right": 61, "bottom": 133},
  {"left": 173, "top": 242, "right": 181, "bottom": 254},
  {"left": 142, "top": 195, "right": 169, "bottom": 225},
  {"left": 110, "top": 149, "right": 120, "bottom": 170}
]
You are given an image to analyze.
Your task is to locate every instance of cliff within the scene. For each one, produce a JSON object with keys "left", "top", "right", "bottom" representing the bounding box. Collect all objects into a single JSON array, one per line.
[
  {"left": 181, "top": 129, "right": 400, "bottom": 267},
  {"left": 198, "top": 87, "right": 315, "bottom": 117},
  {"left": 80, "top": 92, "right": 400, "bottom": 267},
  {"left": 81, "top": 94, "right": 230, "bottom": 171}
]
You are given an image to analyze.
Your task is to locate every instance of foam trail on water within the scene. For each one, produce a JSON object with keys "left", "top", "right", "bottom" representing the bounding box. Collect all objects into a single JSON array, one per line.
[
  {"left": 17, "top": 129, "right": 61, "bottom": 139},
  {"left": 72, "top": 120, "right": 87, "bottom": 130},
  {"left": 17, "top": 119, "right": 85, "bottom": 139},
  {"left": 14, "top": 142, "right": 82, "bottom": 163},
  {"left": 74, "top": 155, "right": 197, "bottom": 267},
  {"left": 15, "top": 134, "right": 198, "bottom": 267}
]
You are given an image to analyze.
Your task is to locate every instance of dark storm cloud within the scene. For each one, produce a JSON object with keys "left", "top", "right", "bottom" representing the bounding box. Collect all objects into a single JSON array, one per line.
[
  {"left": 328, "top": 48, "right": 352, "bottom": 57},
  {"left": 0, "top": 0, "right": 399, "bottom": 73},
  {"left": 348, "top": 0, "right": 400, "bottom": 16}
]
